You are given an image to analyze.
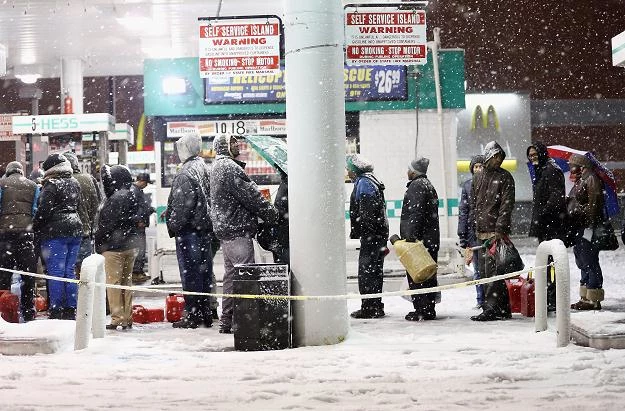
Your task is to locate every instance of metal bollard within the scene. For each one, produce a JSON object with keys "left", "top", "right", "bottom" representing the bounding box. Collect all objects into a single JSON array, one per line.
[{"left": 91, "top": 255, "right": 107, "bottom": 339}]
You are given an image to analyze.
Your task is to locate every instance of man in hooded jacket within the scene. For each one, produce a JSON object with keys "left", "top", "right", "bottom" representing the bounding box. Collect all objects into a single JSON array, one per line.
[
  {"left": 347, "top": 154, "right": 389, "bottom": 319},
  {"left": 210, "top": 135, "right": 278, "bottom": 334},
  {"left": 0, "top": 161, "right": 40, "bottom": 321},
  {"left": 96, "top": 165, "right": 140, "bottom": 330},
  {"left": 165, "top": 132, "right": 215, "bottom": 329},
  {"left": 400, "top": 157, "right": 440, "bottom": 321},
  {"left": 63, "top": 151, "right": 101, "bottom": 278},
  {"left": 470, "top": 141, "right": 514, "bottom": 321},
  {"left": 458, "top": 154, "right": 485, "bottom": 309},
  {"left": 526, "top": 142, "right": 566, "bottom": 311}
]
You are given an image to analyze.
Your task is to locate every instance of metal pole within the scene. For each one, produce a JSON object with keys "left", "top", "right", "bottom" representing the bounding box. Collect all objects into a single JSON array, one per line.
[
  {"left": 285, "top": 0, "right": 348, "bottom": 347},
  {"left": 430, "top": 27, "right": 449, "bottom": 237}
]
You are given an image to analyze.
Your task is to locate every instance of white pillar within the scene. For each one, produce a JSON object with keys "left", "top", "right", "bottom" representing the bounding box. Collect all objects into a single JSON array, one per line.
[
  {"left": 285, "top": 0, "right": 349, "bottom": 346},
  {"left": 60, "top": 58, "right": 83, "bottom": 114},
  {"left": 74, "top": 255, "right": 97, "bottom": 350},
  {"left": 91, "top": 255, "right": 107, "bottom": 339},
  {"left": 534, "top": 239, "right": 570, "bottom": 347}
]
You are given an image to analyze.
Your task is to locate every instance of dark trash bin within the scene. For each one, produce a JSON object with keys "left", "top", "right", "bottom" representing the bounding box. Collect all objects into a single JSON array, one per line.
[{"left": 233, "top": 263, "right": 291, "bottom": 351}]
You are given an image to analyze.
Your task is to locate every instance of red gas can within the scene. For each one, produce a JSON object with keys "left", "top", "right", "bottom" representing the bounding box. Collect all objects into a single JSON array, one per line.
[
  {"left": 146, "top": 308, "right": 165, "bottom": 323},
  {"left": 505, "top": 278, "right": 524, "bottom": 313},
  {"left": 166, "top": 294, "right": 185, "bottom": 323},
  {"left": 132, "top": 305, "right": 149, "bottom": 324},
  {"left": 34, "top": 295, "right": 48, "bottom": 312},
  {"left": 521, "top": 277, "right": 535, "bottom": 317},
  {"left": 0, "top": 291, "right": 20, "bottom": 323}
]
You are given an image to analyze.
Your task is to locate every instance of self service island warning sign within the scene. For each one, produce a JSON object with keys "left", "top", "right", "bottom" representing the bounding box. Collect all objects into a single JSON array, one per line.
[
  {"left": 345, "top": 7, "right": 427, "bottom": 65},
  {"left": 198, "top": 16, "right": 282, "bottom": 77}
]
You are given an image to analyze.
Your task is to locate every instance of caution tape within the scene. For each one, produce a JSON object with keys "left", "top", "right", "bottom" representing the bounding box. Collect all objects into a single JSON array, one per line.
[{"left": 1, "top": 263, "right": 552, "bottom": 301}]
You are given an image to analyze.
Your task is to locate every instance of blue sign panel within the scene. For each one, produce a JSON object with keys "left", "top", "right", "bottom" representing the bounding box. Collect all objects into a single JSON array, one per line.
[{"left": 204, "top": 65, "right": 407, "bottom": 104}]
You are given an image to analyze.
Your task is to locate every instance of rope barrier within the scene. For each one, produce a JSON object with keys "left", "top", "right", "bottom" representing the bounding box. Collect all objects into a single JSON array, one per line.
[{"left": 2, "top": 263, "right": 551, "bottom": 301}]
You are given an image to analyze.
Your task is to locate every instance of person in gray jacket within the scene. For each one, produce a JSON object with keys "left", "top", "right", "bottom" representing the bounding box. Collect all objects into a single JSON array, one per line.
[
  {"left": 165, "top": 132, "right": 215, "bottom": 329},
  {"left": 210, "top": 135, "right": 278, "bottom": 334}
]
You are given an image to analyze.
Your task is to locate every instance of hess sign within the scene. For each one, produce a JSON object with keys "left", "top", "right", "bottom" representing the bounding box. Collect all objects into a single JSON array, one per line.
[
  {"left": 198, "top": 16, "right": 282, "bottom": 77},
  {"left": 345, "top": 7, "right": 427, "bottom": 65}
]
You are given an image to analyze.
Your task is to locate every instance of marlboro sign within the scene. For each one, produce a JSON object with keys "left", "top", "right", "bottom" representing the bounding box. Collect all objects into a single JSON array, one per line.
[
  {"left": 198, "top": 16, "right": 282, "bottom": 77},
  {"left": 345, "top": 7, "right": 427, "bottom": 65}
]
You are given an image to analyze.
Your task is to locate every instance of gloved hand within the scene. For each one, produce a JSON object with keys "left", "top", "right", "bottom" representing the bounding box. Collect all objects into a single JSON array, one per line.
[{"left": 464, "top": 247, "right": 473, "bottom": 266}]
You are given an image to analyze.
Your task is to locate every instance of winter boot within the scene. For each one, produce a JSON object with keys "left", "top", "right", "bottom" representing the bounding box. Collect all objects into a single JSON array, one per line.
[
  {"left": 62, "top": 307, "right": 76, "bottom": 320},
  {"left": 48, "top": 307, "right": 63, "bottom": 320}
]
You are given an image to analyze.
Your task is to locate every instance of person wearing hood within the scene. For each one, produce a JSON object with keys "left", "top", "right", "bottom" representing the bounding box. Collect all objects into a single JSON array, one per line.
[
  {"left": 32, "top": 154, "right": 83, "bottom": 320},
  {"left": 469, "top": 141, "right": 515, "bottom": 321},
  {"left": 130, "top": 173, "right": 156, "bottom": 284},
  {"left": 567, "top": 154, "right": 605, "bottom": 311},
  {"left": 95, "top": 165, "right": 140, "bottom": 330},
  {"left": 347, "top": 154, "right": 389, "bottom": 319},
  {"left": 210, "top": 134, "right": 278, "bottom": 334},
  {"left": 63, "top": 151, "right": 101, "bottom": 279},
  {"left": 165, "top": 132, "right": 215, "bottom": 329},
  {"left": 400, "top": 157, "right": 440, "bottom": 321},
  {"left": 0, "top": 161, "right": 40, "bottom": 321},
  {"left": 458, "top": 154, "right": 485, "bottom": 309},
  {"left": 526, "top": 142, "right": 566, "bottom": 311}
]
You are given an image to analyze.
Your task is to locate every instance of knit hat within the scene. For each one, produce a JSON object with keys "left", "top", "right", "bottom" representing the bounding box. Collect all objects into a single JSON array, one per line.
[
  {"left": 42, "top": 153, "right": 69, "bottom": 171},
  {"left": 63, "top": 151, "right": 80, "bottom": 173},
  {"left": 469, "top": 155, "right": 485, "bottom": 174},
  {"left": 408, "top": 157, "right": 430, "bottom": 176},
  {"left": 568, "top": 153, "right": 591, "bottom": 168},
  {"left": 346, "top": 154, "right": 374, "bottom": 175},
  {"left": 213, "top": 135, "right": 238, "bottom": 157},
  {"left": 5, "top": 161, "right": 24, "bottom": 176}
]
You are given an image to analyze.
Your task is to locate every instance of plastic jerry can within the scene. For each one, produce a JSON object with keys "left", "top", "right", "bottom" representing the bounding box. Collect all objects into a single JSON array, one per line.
[
  {"left": 521, "top": 276, "right": 535, "bottom": 317},
  {"left": 146, "top": 308, "right": 165, "bottom": 323},
  {"left": 132, "top": 305, "right": 149, "bottom": 324},
  {"left": 165, "top": 294, "right": 185, "bottom": 323},
  {"left": 389, "top": 234, "right": 437, "bottom": 283},
  {"left": 505, "top": 278, "right": 524, "bottom": 313},
  {"left": 0, "top": 291, "right": 20, "bottom": 323}
]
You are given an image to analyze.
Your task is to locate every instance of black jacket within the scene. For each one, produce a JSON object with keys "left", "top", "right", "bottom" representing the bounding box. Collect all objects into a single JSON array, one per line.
[
  {"left": 165, "top": 156, "right": 213, "bottom": 237},
  {"left": 349, "top": 173, "right": 389, "bottom": 241},
  {"left": 95, "top": 165, "right": 140, "bottom": 253},
  {"left": 458, "top": 178, "right": 477, "bottom": 247},
  {"left": 131, "top": 184, "right": 154, "bottom": 227},
  {"left": 527, "top": 142, "right": 567, "bottom": 241},
  {"left": 33, "top": 163, "right": 83, "bottom": 241},
  {"left": 400, "top": 175, "right": 440, "bottom": 257}
]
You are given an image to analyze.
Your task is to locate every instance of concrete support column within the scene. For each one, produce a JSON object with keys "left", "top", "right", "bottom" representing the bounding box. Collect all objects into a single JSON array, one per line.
[
  {"left": 60, "top": 58, "right": 84, "bottom": 114},
  {"left": 285, "top": 0, "right": 348, "bottom": 346}
]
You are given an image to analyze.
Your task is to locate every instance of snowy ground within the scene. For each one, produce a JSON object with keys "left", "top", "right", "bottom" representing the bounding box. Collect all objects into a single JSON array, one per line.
[{"left": 2, "top": 242, "right": 625, "bottom": 410}]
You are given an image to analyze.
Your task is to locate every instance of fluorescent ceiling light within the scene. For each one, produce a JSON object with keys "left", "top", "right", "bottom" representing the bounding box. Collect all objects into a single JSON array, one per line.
[
  {"left": 117, "top": 16, "right": 166, "bottom": 36},
  {"left": 16, "top": 74, "right": 41, "bottom": 84},
  {"left": 162, "top": 77, "right": 186, "bottom": 95}
]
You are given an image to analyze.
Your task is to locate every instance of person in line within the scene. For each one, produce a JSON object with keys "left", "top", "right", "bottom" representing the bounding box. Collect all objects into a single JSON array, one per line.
[
  {"left": 165, "top": 132, "right": 215, "bottom": 329},
  {"left": 0, "top": 161, "right": 40, "bottom": 321},
  {"left": 63, "top": 152, "right": 100, "bottom": 279},
  {"left": 470, "top": 141, "right": 514, "bottom": 321},
  {"left": 96, "top": 165, "right": 140, "bottom": 330},
  {"left": 210, "top": 135, "right": 278, "bottom": 334},
  {"left": 33, "top": 154, "right": 83, "bottom": 320},
  {"left": 567, "top": 154, "right": 605, "bottom": 310},
  {"left": 400, "top": 157, "right": 439, "bottom": 321},
  {"left": 347, "top": 154, "right": 389, "bottom": 319},
  {"left": 130, "top": 173, "right": 155, "bottom": 284},
  {"left": 272, "top": 169, "right": 290, "bottom": 265},
  {"left": 526, "top": 142, "right": 566, "bottom": 311},
  {"left": 458, "top": 154, "right": 484, "bottom": 309}
]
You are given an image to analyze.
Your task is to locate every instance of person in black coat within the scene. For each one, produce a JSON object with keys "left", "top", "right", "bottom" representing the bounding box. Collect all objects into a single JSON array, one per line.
[
  {"left": 400, "top": 157, "right": 439, "bottom": 321},
  {"left": 272, "top": 169, "right": 290, "bottom": 264},
  {"left": 347, "top": 154, "right": 389, "bottom": 319},
  {"left": 96, "top": 165, "right": 140, "bottom": 330},
  {"left": 32, "top": 154, "right": 83, "bottom": 320},
  {"left": 458, "top": 155, "right": 484, "bottom": 309},
  {"left": 527, "top": 142, "right": 566, "bottom": 311}
]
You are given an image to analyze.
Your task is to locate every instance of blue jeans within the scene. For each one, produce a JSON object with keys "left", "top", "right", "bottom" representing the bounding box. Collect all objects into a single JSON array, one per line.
[
  {"left": 573, "top": 236, "right": 603, "bottom": 289},
  {"left": 41, "top": 237, "right": 81, "bottom": 310},
  {"left": 175, "top": 231, "right": 213, "bottom": 322},
  {"left": 472, "top": 250, "right": 484, "bottom": 305}
]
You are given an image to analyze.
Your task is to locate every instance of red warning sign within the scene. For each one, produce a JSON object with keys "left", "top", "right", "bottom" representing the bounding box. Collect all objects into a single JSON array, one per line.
[
  {"left": 198, "top": 17, "right": 281, "bottom": 77},
  {"left": 345, "top": 8, "right": 427, "bottom": 65}
]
